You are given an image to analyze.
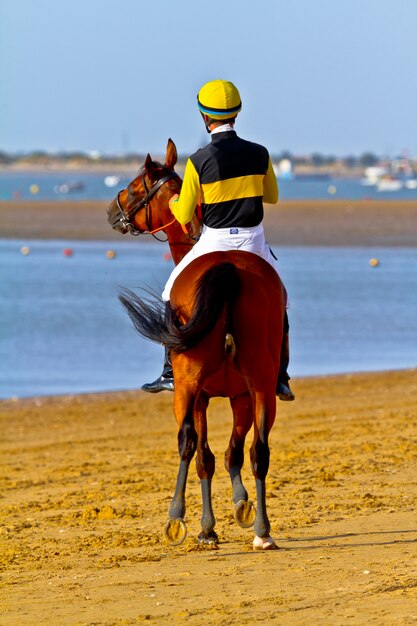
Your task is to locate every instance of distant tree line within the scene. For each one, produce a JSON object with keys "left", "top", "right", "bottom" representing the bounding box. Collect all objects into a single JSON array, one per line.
[
  {"left": 0, "top": 149, "right": 404, "bottom": 169},
  {"left": 0, "top": 150, "right": 146, "bottom": 165},
  {"left": 272, "top": 151, "right": 381, "bottom": 168}
]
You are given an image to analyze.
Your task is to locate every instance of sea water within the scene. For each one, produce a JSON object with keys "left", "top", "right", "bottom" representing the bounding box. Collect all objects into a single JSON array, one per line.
[
  {"left": 2, "top": 171, "right": 417, "bottom": 201},
  {"left": 1, "top": 240, "right": 416, "bottom": 398}
]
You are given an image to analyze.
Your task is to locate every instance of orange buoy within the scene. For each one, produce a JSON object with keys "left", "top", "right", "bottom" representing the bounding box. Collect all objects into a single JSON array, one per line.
[
  {"left": 369, "top": 258, "right": 380, "bottom": 267},
  {"left": 106, "top": 250, "right": 116, "bottom": 259}
]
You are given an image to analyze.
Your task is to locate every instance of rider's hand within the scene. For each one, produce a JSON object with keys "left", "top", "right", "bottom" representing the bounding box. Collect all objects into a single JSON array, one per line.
[{"left": 169, "top": 194, "right": 179, "bottom": 213}]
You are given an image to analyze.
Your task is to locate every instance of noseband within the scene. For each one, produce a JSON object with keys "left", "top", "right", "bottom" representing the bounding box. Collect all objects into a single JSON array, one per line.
[{"left": 111, "top": 169, "right": 181, "bottom": 236}]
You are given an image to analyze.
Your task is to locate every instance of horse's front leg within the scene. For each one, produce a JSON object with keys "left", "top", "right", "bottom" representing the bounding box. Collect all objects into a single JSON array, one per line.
[
  {"left": 250, "top": 389, "right": 279, "bottom": 551},
  {"left": 225, "top": 393, "right": 256, "bottom": 529},
  {"left": 163, "top": 385, "right": 197, "bottom": 546},
  {"left": 194, "top": 392, "right": 218, "bottom": 545}
]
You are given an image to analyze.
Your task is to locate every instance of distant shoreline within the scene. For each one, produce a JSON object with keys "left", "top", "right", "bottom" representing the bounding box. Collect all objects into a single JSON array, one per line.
[
  {"left": 0, "top": 163, "right": 365, "bottom": 178},
  {"left": 1, "top": 199, "right": 417, "bottom": 247},
  {"left": 0, "top": 164, "right": 148, "bottom": 175}
]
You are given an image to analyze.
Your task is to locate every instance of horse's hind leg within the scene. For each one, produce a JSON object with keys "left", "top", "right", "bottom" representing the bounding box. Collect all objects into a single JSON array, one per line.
[
  {"left": 225, "top": 393, "right": 256, "bottom": 529},
  {"left": 194, "top": 392, "right": 218, "bottom": 545},
  {"left": 250, "top": 389, "right": 278, "bottom": 550},
  {"left": 163, "top": 386, "right": 197, "bottom": 546}
]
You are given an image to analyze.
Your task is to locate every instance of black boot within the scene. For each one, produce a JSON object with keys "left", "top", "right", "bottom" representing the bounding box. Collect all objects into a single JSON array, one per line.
[
  {"left": 141, "top": 347, "right": 174, "bottom": 393},
  {"left": 276, "top": 312, "right": 295, "bottom": 401}
]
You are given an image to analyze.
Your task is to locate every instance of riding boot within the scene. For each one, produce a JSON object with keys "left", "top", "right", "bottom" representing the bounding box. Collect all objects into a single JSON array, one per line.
[
  {"left": 276, "top": 311, "right": 295, "bottom": 401},
  {"left": 141, "top": 347, "right": 174, "bottom": 393}
]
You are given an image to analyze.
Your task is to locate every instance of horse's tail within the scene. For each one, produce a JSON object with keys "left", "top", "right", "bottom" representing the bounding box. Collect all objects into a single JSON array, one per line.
[{"left": 119, "top": 262, "right": 240, "bottom": 353}]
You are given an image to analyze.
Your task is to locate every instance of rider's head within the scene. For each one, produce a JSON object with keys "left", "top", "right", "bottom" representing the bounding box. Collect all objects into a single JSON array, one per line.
[{"left": 197, "top": 80, "right": 242, "bottom": 133}]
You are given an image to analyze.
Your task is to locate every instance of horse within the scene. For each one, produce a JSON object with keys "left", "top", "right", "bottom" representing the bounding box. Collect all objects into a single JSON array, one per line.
[{"left": 107, "top": 139, "right": 287, "bottom": 550}]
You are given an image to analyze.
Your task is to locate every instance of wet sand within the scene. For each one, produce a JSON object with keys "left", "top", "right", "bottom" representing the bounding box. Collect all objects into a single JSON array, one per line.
[
  {"left": 1, "top": 199, "right": 417, "bottom": 624},
  {"left": 1, "top": 371, "right": 417, "bottom": 625},
  {"left": 2, "top": 199, "right": 417, "bottom": 246}
]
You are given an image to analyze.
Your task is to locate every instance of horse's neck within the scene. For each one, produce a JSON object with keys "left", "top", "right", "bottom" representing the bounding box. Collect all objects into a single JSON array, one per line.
[{"left": 166, "top": 222, "right": 195, "bottom": 265}]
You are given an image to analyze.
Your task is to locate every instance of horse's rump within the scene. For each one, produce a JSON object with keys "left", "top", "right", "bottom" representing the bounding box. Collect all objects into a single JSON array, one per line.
[{"left": 170, "top": 251, "right": 286, "bottom": 390}]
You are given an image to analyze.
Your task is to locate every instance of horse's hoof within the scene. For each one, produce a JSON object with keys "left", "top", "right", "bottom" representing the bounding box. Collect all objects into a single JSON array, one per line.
[
  {"left": 197, "top": 530, "right": 219, "bottom": 546},
  {"left": 163, "top": 518, "right": 187, "bottom": 546},
  {"left": 253, "top": 535, "right": 279, "bottom": 551},
  {"left": 234, "top": 499, "right": 256, "bottom": 528}
]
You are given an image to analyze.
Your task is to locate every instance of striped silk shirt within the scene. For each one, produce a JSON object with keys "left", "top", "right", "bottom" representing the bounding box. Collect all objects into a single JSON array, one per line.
[{"left": 171, "top": 130, "right": 278, "bottom": 228}]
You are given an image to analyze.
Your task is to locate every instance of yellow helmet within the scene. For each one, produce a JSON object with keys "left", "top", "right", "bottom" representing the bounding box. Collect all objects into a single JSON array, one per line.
[{"left": 197, "top": 80, "right": 242, "bottom": 120}]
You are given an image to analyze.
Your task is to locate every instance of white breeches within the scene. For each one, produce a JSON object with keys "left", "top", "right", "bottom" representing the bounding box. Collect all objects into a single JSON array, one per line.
[{"left": 162, "top": 223, "right": 279, "bottom": 302}]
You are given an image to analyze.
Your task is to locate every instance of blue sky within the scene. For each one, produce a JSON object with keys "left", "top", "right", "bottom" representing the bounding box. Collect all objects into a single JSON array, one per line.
[{"left": 1, "top": 0, "right": 416, "bottom": 157}]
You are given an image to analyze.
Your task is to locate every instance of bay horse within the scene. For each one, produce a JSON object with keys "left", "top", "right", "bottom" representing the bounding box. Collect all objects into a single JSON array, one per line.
[{"left": 108, "top": 139, "right": 287, "bottom": 550}]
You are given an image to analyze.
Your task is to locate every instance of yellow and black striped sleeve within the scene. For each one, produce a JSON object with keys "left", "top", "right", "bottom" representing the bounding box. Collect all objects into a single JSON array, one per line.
[
  {"left": 263, "top": 156, "right": 279, "bottom": 204},
  {"left": 170, "top": 158, "right": 200, "bottom": 225}
]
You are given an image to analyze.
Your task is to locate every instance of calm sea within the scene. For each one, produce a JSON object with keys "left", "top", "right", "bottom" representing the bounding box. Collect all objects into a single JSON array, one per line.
[
  {"left": 2, "top": 171, "right": 417, "bottom": 201},
  {"left": 1, "top": 240, "right": 416, "bottom": 398}
]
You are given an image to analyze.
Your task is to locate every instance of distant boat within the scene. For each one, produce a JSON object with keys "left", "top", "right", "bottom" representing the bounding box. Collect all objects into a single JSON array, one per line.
[
  {"left": 361, "top": 163, "right": 417, "bottom": 192},
  {"left": 360, "top": 166, "right": 387, "bottom": 187},
  {"left": 274, "top": 159, "right": 294, "bottom": 180},
  {"left": 54, "top": 180, "right": 85, "bottom": 194},
  {"left": 376, "top": 177, "right": 403, "bottom": 192},
  {"left": 104, "top": 175, "right": 121, "bottom": 188}
]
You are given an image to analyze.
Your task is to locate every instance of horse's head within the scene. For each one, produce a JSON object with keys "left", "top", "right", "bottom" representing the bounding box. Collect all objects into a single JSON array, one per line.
[{"left": 107, "top": 138, "right": 182, "bottom": 236}]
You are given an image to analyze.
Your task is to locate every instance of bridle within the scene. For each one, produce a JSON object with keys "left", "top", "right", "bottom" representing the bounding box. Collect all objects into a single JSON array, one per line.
[{"left": 111, "top": 168, "right": 182, "bottom": 238}]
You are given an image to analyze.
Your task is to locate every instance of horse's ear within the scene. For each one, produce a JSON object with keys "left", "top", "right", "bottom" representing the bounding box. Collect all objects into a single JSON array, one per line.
[
  {"left": 144, "top": 153, "right": 153, "bottom": 173},
  {"left": 165, "top": 138, "right": 177, "bottom": 170}
]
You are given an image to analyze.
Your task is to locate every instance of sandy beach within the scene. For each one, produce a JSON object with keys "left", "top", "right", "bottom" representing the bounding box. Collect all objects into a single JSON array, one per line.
[
  {"left": 1, "top": 371, "right": 416, "bottom": 625},
  {"left": 2, "top": 199, "right": 417, "bottom": 246},
  {"left": 1, "top": 199, "right": 417, "bottom": 624}
]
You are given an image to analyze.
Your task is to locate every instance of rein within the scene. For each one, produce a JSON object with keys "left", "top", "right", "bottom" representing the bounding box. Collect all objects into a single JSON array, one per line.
[{"left": 146, "top": 217, "right": 177, "bottom": 235}]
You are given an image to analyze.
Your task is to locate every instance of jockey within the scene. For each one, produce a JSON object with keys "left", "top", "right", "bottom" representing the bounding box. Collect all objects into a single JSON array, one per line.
[{"left": 141, "top": 79, "right": 294, "bottom": 401}]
